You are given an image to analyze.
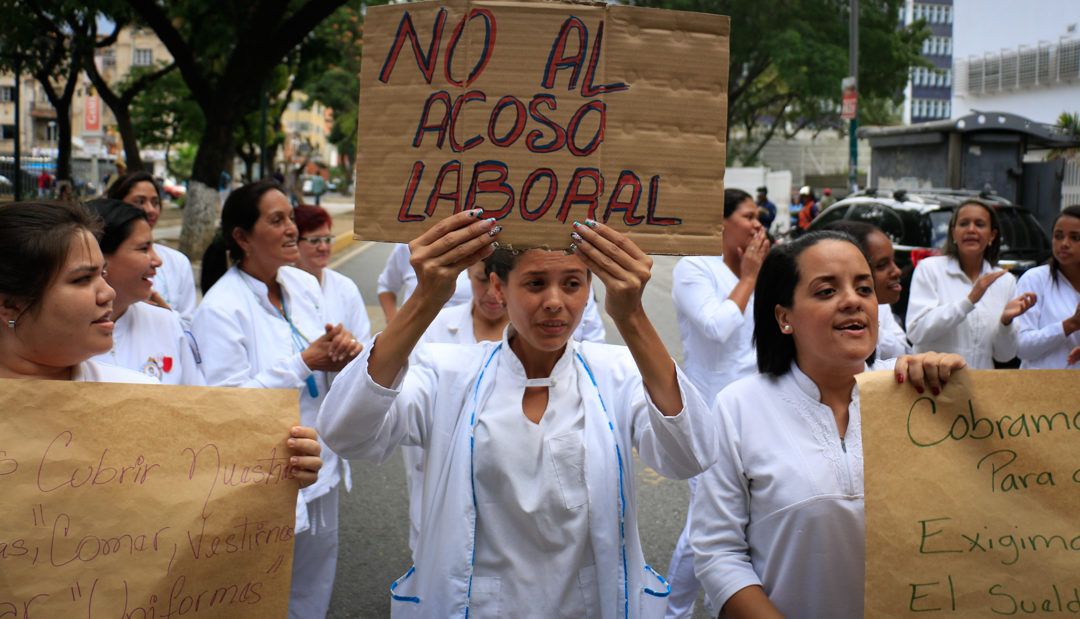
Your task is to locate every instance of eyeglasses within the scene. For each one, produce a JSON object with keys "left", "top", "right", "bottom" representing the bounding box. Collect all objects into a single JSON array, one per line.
[{"left": 299, "top": 235, "right": 336, "bottom": 246}]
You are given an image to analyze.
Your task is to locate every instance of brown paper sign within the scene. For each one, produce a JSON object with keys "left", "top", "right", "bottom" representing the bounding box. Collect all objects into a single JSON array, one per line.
[
  {"left": 859, "top": 370, "right": 1080, "bottom": 617},
  {"left": 0, "top": 380, "right": 299, "bottom": 618},
  {"left": 353, "top": 0, "right": 729, "bottom": 254}
]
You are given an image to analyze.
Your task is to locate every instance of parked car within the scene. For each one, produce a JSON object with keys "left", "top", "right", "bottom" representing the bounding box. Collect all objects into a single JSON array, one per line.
[
  {"left": 161, "top": 178, "right": 187, "bottom": 200},
  {"left": 806, "top": 188, "right": 1052, "bottom": 324}
]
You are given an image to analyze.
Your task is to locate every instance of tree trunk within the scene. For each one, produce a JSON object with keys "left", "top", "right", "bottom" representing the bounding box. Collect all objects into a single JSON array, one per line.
[
  {"left": 116, "top": 111, "right": 145, "bottom": 172},
  {"left": 179, "top": 116, "right": 236, "bottom": 260}
]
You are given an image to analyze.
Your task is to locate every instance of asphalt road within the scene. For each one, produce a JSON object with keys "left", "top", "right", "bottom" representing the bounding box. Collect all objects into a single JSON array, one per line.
[{"left": 324, "top": 242, "right": 710, "bottom": 618}]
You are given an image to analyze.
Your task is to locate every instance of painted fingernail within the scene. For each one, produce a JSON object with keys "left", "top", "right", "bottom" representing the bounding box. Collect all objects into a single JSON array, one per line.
[
  {"left": 915, "top": 386, "right": 924, "bottom": 394},
  {"left": 572, "top": 221, "right": 582, "bottom": 228},
  {"left": 291, "top": 457, "right": 299, "bottom": 464},
  {"left": 470, "top": 208, "right": 484, "bottom": 218},
  {"left": 568, "top": 243, "right": 577, "bottom": 254},
  {"left": 491, "top": 241, "right": 499, "bottom": 249},
  {"left": 585, "top": 219, "right": 598, "bottom": 228},
  {"left": 487, "top": 225, "right": 502, "bottom": 237},
  {"left": 287, "top": 438, "right": 296, "bottom": 447},
  {"left": 896, "top": 374, "right": 904, "bottom": 384},
  {"left": 571, "top": 231, "right": 583, "bottom": 242},
  {"left": 931, "top": 387, "right": 940, "bottom": 396}
]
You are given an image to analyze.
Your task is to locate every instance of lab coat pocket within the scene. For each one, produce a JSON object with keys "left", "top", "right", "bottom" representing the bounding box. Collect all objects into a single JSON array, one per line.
[
  {"left": 549, "top": 432, "right": 588, "bottom": 510},
  {"left": 469, "top": 576, "right": 501, "bottom": 616},
  {"left": 577, "top": 564, "right": 599, "bottom": 618},
  {"left": 389, "top": 565, "right": 422, "bottom": 617},
  {"left": 638, "top": 564, "right": 671, "bottom": 618}
]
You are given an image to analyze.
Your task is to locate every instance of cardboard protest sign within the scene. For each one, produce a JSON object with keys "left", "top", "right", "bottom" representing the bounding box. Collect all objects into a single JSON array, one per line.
[
  {"left": 859, "top": 370, "right": 1080, "bottom": 617},
  {"left": 354, "top": 0, "right": 729, "bottom": 254},
  {"left": 0, "top": 380, "right": 299, "bottom": 618}
]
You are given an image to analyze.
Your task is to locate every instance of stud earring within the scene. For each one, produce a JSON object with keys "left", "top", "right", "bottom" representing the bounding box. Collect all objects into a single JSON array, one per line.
[
  {"left": 7, "top": 319, "right": 14, "bottom": 329},
  {"left": 782, "top": 324, "right": 791, "bottom": 332}
]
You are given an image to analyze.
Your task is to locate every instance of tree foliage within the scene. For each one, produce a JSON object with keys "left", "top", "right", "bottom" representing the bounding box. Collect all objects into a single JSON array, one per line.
[{"left": 628, "top": 0, "right": 931, "bottom": 164}]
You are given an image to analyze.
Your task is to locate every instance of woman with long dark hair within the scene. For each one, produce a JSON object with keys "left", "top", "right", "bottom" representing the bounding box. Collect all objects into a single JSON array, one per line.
[
  {"left": 907, "top": 199, "right": 1036, "bottom": 368},
  {"left": 194, "top": 179, "right": 362, "bottom": 618},
  {"left": 1016, "top": 205, "right": 1080, "bottom": 367},
  {"left": 690, "top": 231, "right": 965, "bottom": 618}
]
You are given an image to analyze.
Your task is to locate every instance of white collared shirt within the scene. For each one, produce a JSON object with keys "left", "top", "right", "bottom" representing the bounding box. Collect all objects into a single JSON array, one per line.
[
  {"left": 320, "top": 267, "right": 372, "bottom": 344},
  {"left": 876, "top": 304, "right": 912, "bottom": 360},
  {"left": 906, "top": 256, "right": 1018, "bottom": 369},
  {"left": 151, "top": 243, "right": 197, "bottom": 327},
  {"left": 74, "top": 358, "right": 160, "bottom": 384},
  {"left": 91, "top": 301, "right": 205, "bottom": 385},
  {"left": 1016, "top": 265, "right": 1080, "bottom": 368},
  {"left": 691, "top": 359, "right": 894, "bottom": 619},
  {"left": 671, "top": 256, "right": 756, "bottom": 403}
]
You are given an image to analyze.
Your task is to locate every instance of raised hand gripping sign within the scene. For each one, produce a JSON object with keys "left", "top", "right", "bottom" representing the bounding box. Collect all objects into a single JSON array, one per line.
[
  {"left": 354, "top": 0, "right": 730, "bottom": 254},
  {"left": 859, "top": 370, "right": 1080, "bottom": 617},
  {"left": 0, "top": 380, "right": 299, "bottom": 618}
]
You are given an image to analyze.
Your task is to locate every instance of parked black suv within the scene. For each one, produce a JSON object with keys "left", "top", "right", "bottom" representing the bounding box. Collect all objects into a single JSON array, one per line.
[{"left": 806, "top": 188, "right": 1052, "bottom": 323}]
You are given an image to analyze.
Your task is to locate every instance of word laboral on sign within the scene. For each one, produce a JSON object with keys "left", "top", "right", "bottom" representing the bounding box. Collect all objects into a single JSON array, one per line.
[{"left": 355, "top": 0, "right": 730, "bottom": 253}]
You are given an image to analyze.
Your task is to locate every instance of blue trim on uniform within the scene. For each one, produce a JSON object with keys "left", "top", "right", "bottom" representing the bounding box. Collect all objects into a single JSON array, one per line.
[
  {"left": 390, "top": 565, "right": 421, "bottom": 603},
  {"left": 642, "top": 564, "right": 671, "bottom": 597},
  {"left": 575, "top": 351, "right": 630, "bottom": 618},
  {"left": 465, "top": 344, "right": 501, "bottom": 617}
]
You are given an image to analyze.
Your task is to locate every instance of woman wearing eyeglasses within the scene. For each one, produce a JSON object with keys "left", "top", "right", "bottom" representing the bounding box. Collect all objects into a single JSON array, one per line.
[{"left": 293, "top": 204, "right": 371, "bottom": 345}]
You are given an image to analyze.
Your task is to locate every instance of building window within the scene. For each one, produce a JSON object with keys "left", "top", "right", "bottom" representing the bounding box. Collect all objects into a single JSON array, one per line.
[
  {"left": 45, "top": 123, "right": 58, "bottom": 141},
  {"left": 0, "top": 86, "right": 12, "bottom": 102},
  {"left": 1, "top": 124, "right": 15, "bottom": 139},
  {"left": 101, "top": 49, "right": 116, "bottom": 68},
  {"left": 133, "top": 48, "right": 152, "bottom": 67}
]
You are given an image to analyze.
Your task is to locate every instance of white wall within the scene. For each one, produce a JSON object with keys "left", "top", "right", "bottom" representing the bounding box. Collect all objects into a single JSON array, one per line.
[{"left": 952, "top": 0, "right": 1080, "bottom": 123}]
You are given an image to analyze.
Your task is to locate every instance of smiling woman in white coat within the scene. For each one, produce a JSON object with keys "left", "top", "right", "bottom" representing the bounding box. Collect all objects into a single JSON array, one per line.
[
  {"left": 319, "top": 212, "right": 718, "bottom": 618},
  {"left": 194, "top": 179, "right": 362, "bottom": 619}
]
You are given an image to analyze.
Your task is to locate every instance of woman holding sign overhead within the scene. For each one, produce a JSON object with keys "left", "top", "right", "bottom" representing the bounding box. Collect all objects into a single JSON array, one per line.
[
  {"left": 194, "top": 180, "right": 362, "bottom": 618},
  {"left": 689, "top": 231, "right": 965, "bottom": 619},
  {"left": 319, "top": 212, "right": 718, "bottom": 617}
]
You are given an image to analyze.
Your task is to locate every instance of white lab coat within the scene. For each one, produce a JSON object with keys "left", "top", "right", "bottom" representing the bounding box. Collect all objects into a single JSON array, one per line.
[
  {"left": 320, "top": 267, "right": 372, "bottom": 343},
  {"left": 91, "top": 301, "right": 205, "bottom": 385},
  {"left": 377, "top": 242, "right": 472, "bottom": 308},
  {"left": 670, "top": 256, "right": 756, "bottom": 404},
  {"left": 152, "top": 243, "right": 197, "bottom": 327},
  {"left": 876, "top": 304, "right": 912, "bottom": 360},
  {"left": 1016, "top": 265, "right": 1080, "bottom": 368},
  {"left": 690, "top": 360, "right": 894, "bottom": 619},
  {"left": 906, "top": 256, "right": 1018, "bottom": 369},
  {"left": 193, "top": 264, "right": 348, "bottom": 618},
  {"left": 191, "top": 265, "right": 349, "bottom": 528},
  {"left": 319, "top": 334, "right": 718, "bottom": 618}
]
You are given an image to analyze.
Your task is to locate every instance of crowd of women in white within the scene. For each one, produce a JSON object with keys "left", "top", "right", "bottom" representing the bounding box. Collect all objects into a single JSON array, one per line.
[{"left": 5, "top": 175, "right": 1078, "bottom": 618}]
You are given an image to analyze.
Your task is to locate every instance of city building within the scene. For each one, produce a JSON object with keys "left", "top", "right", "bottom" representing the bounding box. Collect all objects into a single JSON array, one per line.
[{"left": 902, "top": 0, "right": 954, "bottom": 124}]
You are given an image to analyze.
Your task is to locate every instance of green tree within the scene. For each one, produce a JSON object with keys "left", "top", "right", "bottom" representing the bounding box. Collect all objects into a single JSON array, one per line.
[
  {"left": 628, "top": 0, "right": 930, "bottom": 164},
  {"left": 123, "top": 0, "right": 350, "bottom": 258},
  {"left": 0, "top": 0, "right": 102, "bottom": 183}
]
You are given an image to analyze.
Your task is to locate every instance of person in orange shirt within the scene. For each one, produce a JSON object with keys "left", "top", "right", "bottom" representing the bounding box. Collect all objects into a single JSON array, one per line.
[{"left": 796, "top": 185, "right": 818, "bottom": 230}]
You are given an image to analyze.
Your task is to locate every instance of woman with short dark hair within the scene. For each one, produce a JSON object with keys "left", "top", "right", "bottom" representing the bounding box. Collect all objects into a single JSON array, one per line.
[
  {"left": 824, "top": 220, "right": 911, "bottom": 358},
  {"left": 319, "top": 212, "right": 718, "bottom": 617},
  {"left": 907, "top": 200, "right": 1036, "bottom": 368},
  {"left": 85, "top": 198, "right": 203, "bottom": 385},
  {"left": 690, "top": 231, "right": 965, "bottom": 618}
]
